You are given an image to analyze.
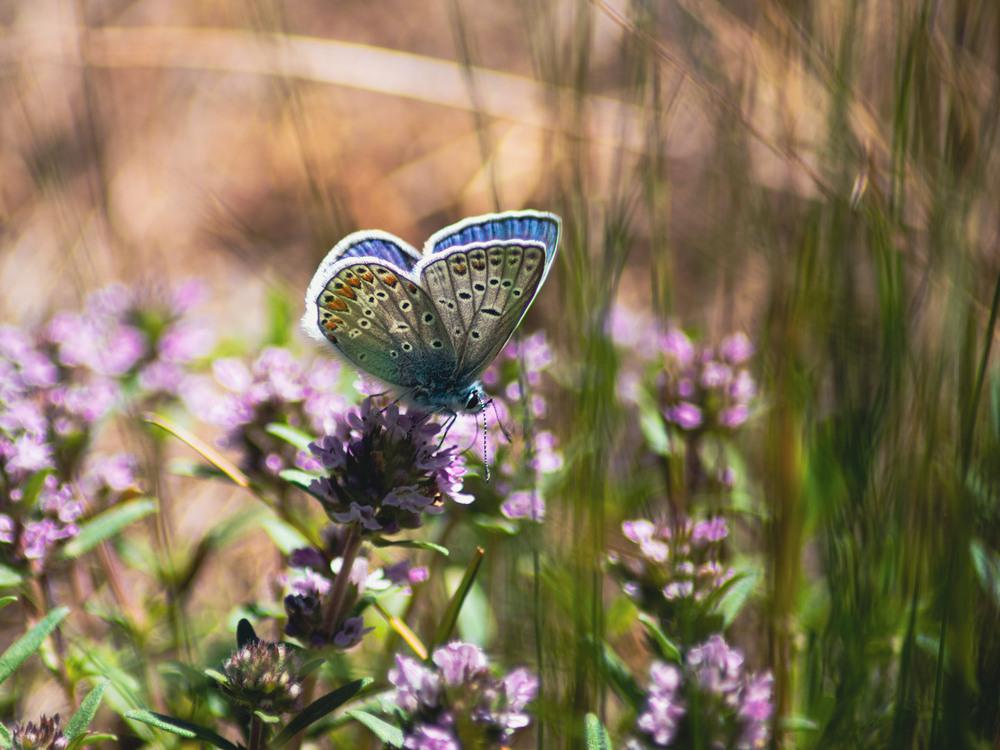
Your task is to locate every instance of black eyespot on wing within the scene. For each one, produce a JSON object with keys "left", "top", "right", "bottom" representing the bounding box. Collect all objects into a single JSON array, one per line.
[
  {"left": 474, "top": 283, "right": 485, "bottom": 292},
  {"left": 481, "top": 308, "right": 501, "bottom": 317},
  {"left": 471, "top": 330, "right": 481, "bottom": 339},
  {"left": 423, "top": 312, "right": 435, "bottom": 323},
  {"left": 458, "top": 291, "right": 472, "bottom": 300},
  {"left": 432, "top": 340, "right": 444, "bottom": 348},
  {"left": 402, "top": 342, "right": 412, "bottom": 351}
]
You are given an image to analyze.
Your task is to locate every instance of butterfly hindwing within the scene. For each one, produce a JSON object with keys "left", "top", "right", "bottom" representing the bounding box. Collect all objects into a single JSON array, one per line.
[{"left": 420, "top": 240, "right": 548, "bottom": 382}]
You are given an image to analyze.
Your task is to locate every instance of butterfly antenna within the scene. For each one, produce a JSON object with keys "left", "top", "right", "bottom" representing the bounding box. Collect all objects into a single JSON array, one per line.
[
  {"left": 488, "top": 398, "right": 514, "bottom": 443},
  {"left": 480, "top": 398, "right": 491, "bottom": 482}
]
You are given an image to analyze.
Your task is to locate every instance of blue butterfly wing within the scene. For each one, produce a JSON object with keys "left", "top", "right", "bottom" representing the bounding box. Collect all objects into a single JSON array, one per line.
[
  {"left": 426, "top": 210, "right": 560, "bottom": 268},
  {"left": 334, "top": 234, "right": 421, "bottom": 272}
]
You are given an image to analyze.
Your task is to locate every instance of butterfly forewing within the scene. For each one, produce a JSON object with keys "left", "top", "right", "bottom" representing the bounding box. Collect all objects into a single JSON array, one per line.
[
  {"left": 420, "top": 240, "right": 548, "bottom": 381},
  {"left": 314, "top": 262, "right": 456, "bottom": 387}
]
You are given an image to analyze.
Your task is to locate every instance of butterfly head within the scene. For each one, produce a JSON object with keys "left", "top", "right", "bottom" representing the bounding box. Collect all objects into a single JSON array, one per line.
[{"left": 409, "top": 382, "right": 486, "bottom": 415}]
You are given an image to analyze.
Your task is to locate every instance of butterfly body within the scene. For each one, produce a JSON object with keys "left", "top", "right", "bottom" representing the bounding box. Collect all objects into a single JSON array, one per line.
[{"left": 303, "top": 211, "right": 560, "bottom": 414}]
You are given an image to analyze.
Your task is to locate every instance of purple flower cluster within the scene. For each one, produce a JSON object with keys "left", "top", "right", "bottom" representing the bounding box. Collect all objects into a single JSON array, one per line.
[
  {"left": 388, "top": 642, "right": 538, "bottom": 749},
  {"left": 0, "top": 282, "right": 203, "bottom": 570},
  {"left": 611, "top": 517, "right": 734, "bottom": 636},
  {"left": 8, "top": 713, "right": 68, "bottom": 750},
  {"left": 217, "top": 640, "right": 303, "bottom": 715},
  {"left": 660, "top": 329, "right": 756, "bottom": 435},
  {"left": 192, "top": 347, "right": 346, "bottom": 481},
  {"left": 630, "top": 637, "right": 773, "bottom": 749},
  {"left": 306, "top": 399, "right": 471, "bottom": 535}
]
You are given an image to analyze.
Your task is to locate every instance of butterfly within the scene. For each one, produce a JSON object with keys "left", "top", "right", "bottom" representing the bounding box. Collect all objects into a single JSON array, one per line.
[{"left": 302, "top": 210, "right": 561, "bottom": 415}]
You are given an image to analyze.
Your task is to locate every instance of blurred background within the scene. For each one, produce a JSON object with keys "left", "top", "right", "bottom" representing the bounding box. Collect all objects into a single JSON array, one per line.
[{"left": 2, "top": 0, "right": 1000, "bottom": 747}]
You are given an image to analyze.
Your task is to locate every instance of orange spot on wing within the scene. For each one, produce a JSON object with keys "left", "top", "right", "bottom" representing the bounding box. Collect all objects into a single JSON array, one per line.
[
  {"left": 452, "top": 263, "right": 467, "bottom": 275},
  {"left": 407, "top": 283, "right": 418, "bottom": 293},
  {"left": 471, "top": 259, "right": 486, "bottom": 270},
  {"left": 382, "top": 273, "right": 398, "bottom": 287},
  {"left": 348, "top": 275, "right": 364, "bottom": 287},
  {"left": 337, "top": 286, "right": 357, "bottom": 300},
  {"left": 326, "top": 297, "right": 349, "bottom": 311},
  {"left": 358, "top": 272, "right": 373, "bottom": 283}
]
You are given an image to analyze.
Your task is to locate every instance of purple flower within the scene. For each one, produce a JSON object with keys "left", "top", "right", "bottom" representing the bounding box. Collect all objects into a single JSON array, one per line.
[
  {"left": 404, "top": 724, "right": 460, "bottom": 750},
  {"left": 0, "top": 515, "right": 14, "bottom": 544},
  {"left": 721, "top": 333, "right": 754, "bottom": 364},
  {"left": 688, "top": 636, "right": 744, "bottom": 695},
  {"left": 389, "top": 643, "right": 537, "bottom": 749},
  {"left": 692, "top": 517, "right": 728, "bottom": 545},
  {"left": 138, "top": 361, "right": 185, "bottom": 394},
  {"left": 501, "top": 490, "right": 545, "bottom": 521},
  {"left": 0, "top": 400, "right": 47, "bottom": 437},
  {"left": 159, "top": 324, "right": 213, "bottom": 363},
  {"left": 660, "top": 328, "right": 694, "bottom": 366},
  {"left": 613, "top": 515, "right": 734, "bottom": 630},
  {"left": 333, "top": 616, "right": 374, "bottom": 648},
  {"left": 667, "top": 403, "right": 703, "bottom": 430},
  {"left": 305, "top": 399, "right": 471, "bottom": 535},
  {"left": 385, "top": 560, "right": 429, "bottom": 588},
  {"left": 213, "top": 358, "right": 252, "bottom": 393},
  {"left": 700, "top": 362, "right": 732, "bottom": 389},
  {"left": 433, "top": 642, "right": 490, "bottom": 686},
  {"left": 730, "top": 370, "right": 756, "bottom": 401},
  {"left": 7, "top": 433, "right": 54, "bottom": 475},
  {"left": 636, "top": 662, "right": 685, "bottom": 746},
  {"left": 21, "top": 519, "right": 78, "bottom": 560},
  {"left": 719, "top": 406, "right": 749, "bottom": 428},
  {"left": 390, "top": 654, "right": 443, "bottom": 713}
]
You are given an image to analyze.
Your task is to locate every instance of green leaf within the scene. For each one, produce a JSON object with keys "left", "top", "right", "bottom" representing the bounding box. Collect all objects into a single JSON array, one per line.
[
  {"left": 267, "top": 423, "right": 317, "bottom": 452},
  {"left": 261, "top": 516, "right": 312, "bottom": 555},
  {"left": 203, "top": 668, "right": 228, "bottom": 684},
  {"left": 717, "top": 567, "right": 761, "bottom": 626},
  {"left": 0, "top": 564, "right": 24, "bottom": 588},
  {"left": 584, "top": 713, "right": 614, "bottom": 750},
  {"left": 371, "top": 537, "right": 449, "bottom": 555},
  {"left": 125, "top": 710, "right": 240, "bottom": 750},
  {"left": 970, "top": 539, "right": 1000, "bottom": 608},
  {"left": 0, "top": 596, "right": 17, "bottom": 611},
  {"left": 600, "top": 639, "right": 645, "bottom": 710},
  {"left": 60, "top": 499, "right": 158, "bottom": 559},
  {"left": 143, "top": 412, "right": 250, "bottom": 489},
  {"left": 346, "top": 709, "right": 404, "bottom": 748},
  {"left": 470, "top": 516, "right": 518, "bottom": 534},
  {"left": 279, "top": 469, "right": 325, "bottom": 499},
  {"left": 638, "top": 613, "right": 681, "bottom": 662},
  {"left": 781, "top": 714, "right": 820, "bottom": 731},
  {"left": 65, "top": 680, "right": 109, "bottom": 739},
  {"left": 273, "top": 678, "right": 371, "bottom": 747},
  {"left": 0, "top": 606, "right": 70, "bottom": 686},
  {"left": 21, "top": 469, "right": 54, "bottom": 507},
  {"left": 430, "top": 548, "right": 484, "bottom": 650},
  {"left": 0, "top": 723, "right": 10, "bottom": 744}
]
